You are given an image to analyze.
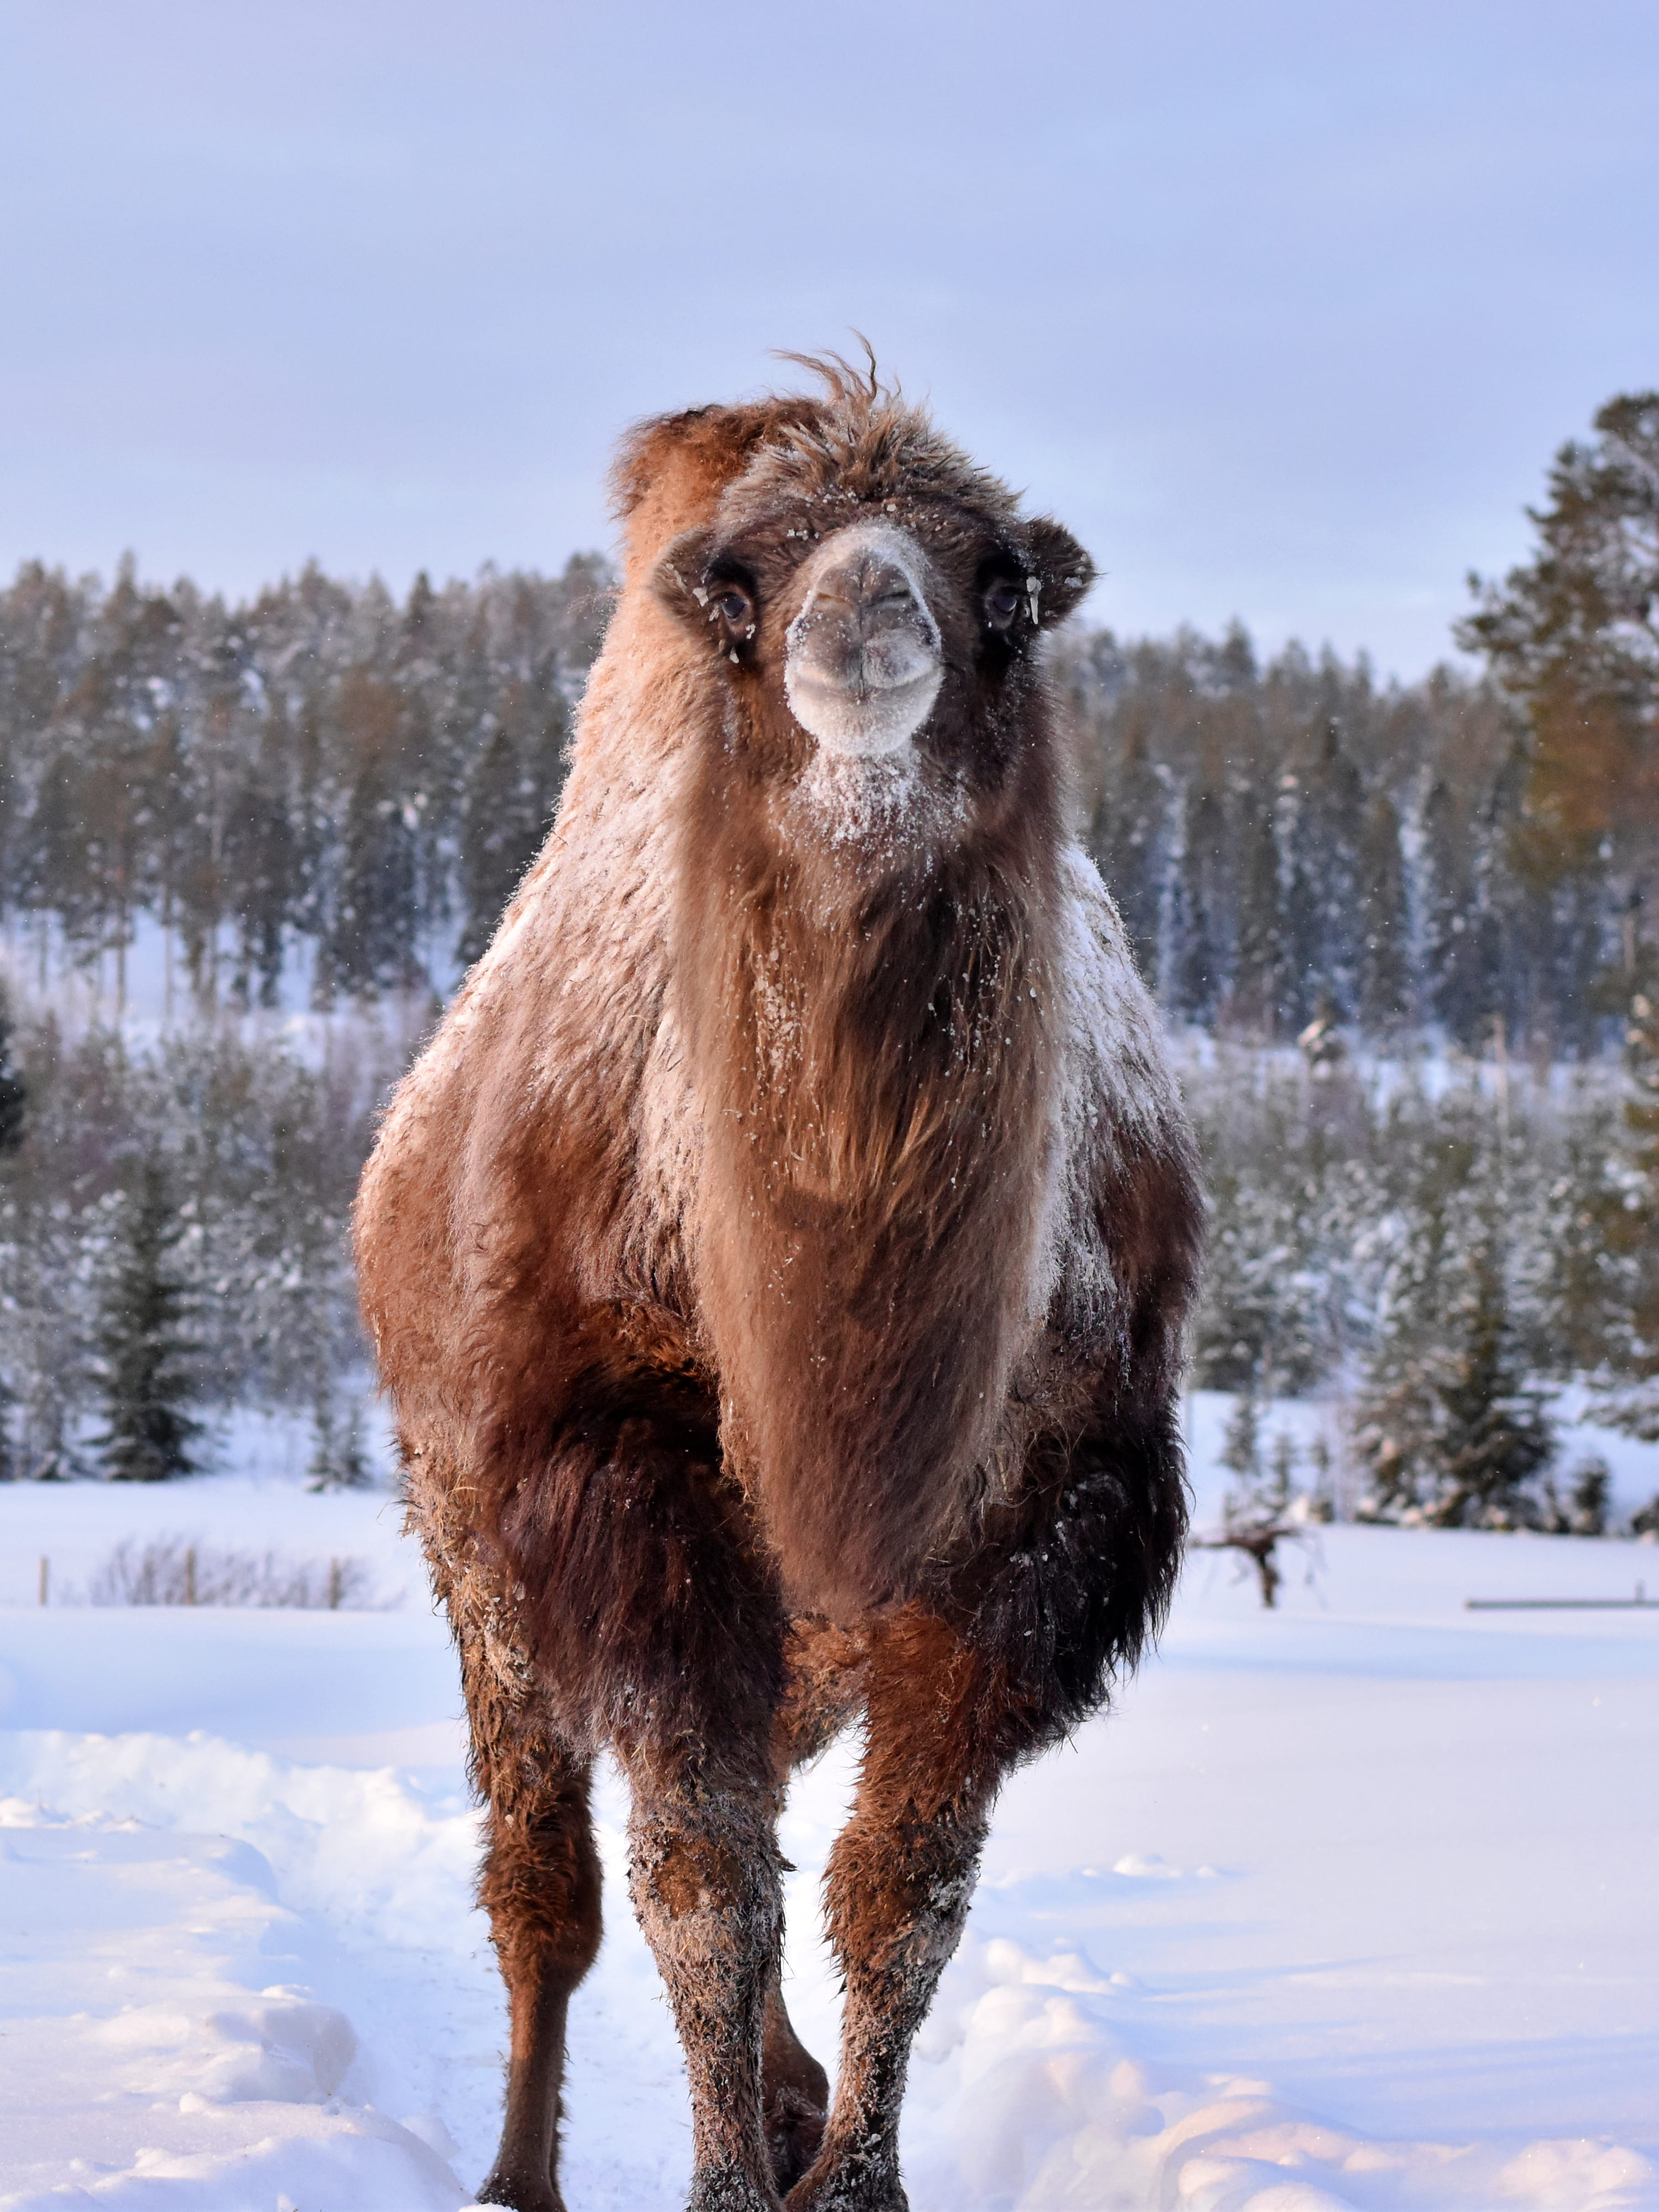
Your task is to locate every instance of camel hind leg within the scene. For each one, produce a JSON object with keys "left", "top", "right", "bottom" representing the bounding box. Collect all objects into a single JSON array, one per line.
[
  {"left": 473, "top": 1751, "right": 602, "bottom": 2211},
  {"left": 760, "top": 1616, "right": 868, "bottom": 2194},
  {"left": 762, "top": 1972, "right": 831, "bottom": 2195},
  {"left": 420, "top": 1485, "right": 602, "bottom": 2212}
]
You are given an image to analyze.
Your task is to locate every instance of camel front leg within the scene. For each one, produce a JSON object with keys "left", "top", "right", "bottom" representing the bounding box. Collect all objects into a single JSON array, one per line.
[
  {"left": 624, "top": 1744, "right": 787, "bottom": 2212},
  {"left": 787, "top": 1613, "right": 1000, "bottom": 2212}
]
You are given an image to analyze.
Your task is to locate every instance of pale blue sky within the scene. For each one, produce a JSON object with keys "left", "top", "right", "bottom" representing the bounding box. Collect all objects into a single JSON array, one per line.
[{"left": 2, "top": 0, "right": 1655, "bottom": 675}]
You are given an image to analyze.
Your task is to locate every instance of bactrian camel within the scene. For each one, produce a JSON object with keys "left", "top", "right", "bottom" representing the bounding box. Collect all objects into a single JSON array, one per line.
[{"left": 354, "top": 356, "right": 1202, "bottom": 2212}]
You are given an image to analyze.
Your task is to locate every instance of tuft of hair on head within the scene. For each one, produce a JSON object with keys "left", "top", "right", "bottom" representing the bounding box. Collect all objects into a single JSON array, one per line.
[{"left": 770, "top": 335, "right": 894, "bottom": 416}]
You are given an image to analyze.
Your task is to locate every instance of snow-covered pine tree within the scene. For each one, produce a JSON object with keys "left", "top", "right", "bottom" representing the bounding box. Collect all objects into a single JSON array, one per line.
[
  {"left": 0, "top": 991, "right": 24, "bottom": 1159},
  {"left": 456, "top": 672, "right": 567, "bottom": 968},
  {"left": 1233, "top": 798, "right": 1286, "bottom": 1032},
  {"left": 1354, "top": 1143, "right": 1555, "bottom": 1526},
  {"left": 93, "top": 1153, "right": 201, "bottom": 1481},
  {"left": 306, "top": 1378, "right": 374, "bottom": 1491},
  {"left": 1187, "top": 1056, "right": 1365, "bottom": 1393},
  {"left": 1356, "top": 787, "right": 1411, "bottom": 1030},
  {"left": 0, "top": 988, "right": 24, "bottom": 1152},
  {"left": 0, "top": 988, "right": 23, "bottom": 1479},
  {"left": 1428, "top": 1225, "right": 1556, "bottom": 1526},
  {"left": 1593, "top": 990, "right": 1659, "bottom": 1439},
  {"left": 1219, "top": 1388, "right": 1262, "bottom": 1497}
]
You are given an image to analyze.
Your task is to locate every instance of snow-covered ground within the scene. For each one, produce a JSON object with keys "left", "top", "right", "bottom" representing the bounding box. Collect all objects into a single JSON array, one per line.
[{"left": 3, "top": 1399, "right": 1657, "bottom": 2211}]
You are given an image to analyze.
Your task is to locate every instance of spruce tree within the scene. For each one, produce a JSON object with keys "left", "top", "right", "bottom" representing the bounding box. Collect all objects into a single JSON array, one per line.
[
  {"left": 1219, "top": 1389, "right": 1261, "bottom": 1498},
  {"left": 307, "top": 1379, "right": 374, "bottom": 1491},
  {"left": 0, "top": 988, "right": 24, "bottom": 1152},
  {"left": 1457, "top": 392, "right": 1659, "bottom": 903},
  {"left": 1427, "top": 1226, "right": 1555, "bottom": 1526},
  {"left": 1593, "top": 989, "right": 1659, "bottom": 1437},
  {"left": 1357, "top": 789, "right": 1410, "bottom": 1029},
  {"left": 1233, "top": 799, "right": 1285, "bottom": 1032},
  {"left": 94, "top": 1154, "right": 200, "bottom": 1481},
  {"left": 1354, "top": 1159, "right": 1554, "bottom": 1526},
  {"left": 457, "top": 714, "right": 556, "bottom": 967},
  {"left": 326, "top": 745, "right": 420, "bottom": 997}
]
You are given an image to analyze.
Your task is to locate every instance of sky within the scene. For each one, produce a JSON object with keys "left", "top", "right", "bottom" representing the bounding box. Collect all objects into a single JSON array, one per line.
[{"left": 1, "top": 0, "right": 1655, "bottom": 679}]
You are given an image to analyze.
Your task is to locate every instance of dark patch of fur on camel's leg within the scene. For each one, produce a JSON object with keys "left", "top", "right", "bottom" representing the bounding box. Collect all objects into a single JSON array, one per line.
[{"left": 624, "top": 1741, "right": 788, "bottom": 2211}]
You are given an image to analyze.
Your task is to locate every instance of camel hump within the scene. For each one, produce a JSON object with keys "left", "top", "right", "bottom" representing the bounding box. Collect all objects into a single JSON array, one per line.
[{"left": 608, "top": 399, "right": 821, "bottom": 582}]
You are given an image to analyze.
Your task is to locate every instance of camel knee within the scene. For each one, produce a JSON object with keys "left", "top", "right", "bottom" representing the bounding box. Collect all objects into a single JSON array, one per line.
[
  {"left": 824, "top": 1809, "right": 983, "bottom": 1997},
  {"left": 628, "top": 1794, "right": 782, "bottom": 1964},
  {"left": 479, "top": 1782, "right": 603, "bottom": 1990}
]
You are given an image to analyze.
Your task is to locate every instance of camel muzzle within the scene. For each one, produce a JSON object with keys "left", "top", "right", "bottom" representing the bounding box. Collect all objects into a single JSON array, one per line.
[{"left": 784, "top": 521, "right": 943, "bottom": 755}]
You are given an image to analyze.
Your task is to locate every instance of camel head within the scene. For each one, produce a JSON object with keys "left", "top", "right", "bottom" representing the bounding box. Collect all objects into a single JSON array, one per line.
[{"left": 647, "top": 359, "right": 1095, "bottom": 855}]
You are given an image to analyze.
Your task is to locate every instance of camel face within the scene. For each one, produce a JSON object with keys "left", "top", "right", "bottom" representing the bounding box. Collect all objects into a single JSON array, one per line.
[
  {"left": 658, "top": 484, "right": 1090, "bottom": 861},
  {"left": 782, "top": 521, "right": 943, "bottom": 757}
]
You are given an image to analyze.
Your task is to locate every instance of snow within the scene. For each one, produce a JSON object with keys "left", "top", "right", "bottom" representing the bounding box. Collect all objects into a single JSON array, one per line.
[{"left": 3, "top": 1403, "right": 1657, "bottom": 2211}]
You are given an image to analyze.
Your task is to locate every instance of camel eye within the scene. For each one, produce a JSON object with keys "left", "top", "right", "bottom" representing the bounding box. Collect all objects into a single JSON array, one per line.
[
  {"left": 984, "top": 578, "right": 1021, "bottom": 632},
  {"left": 715, "top": 587, "right": 752, "bottom": 629}
]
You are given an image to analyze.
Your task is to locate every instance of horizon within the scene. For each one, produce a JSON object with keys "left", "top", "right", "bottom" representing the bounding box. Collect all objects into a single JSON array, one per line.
[{"left": 3, "top": 1, "right": 1656, "bottom": 684}]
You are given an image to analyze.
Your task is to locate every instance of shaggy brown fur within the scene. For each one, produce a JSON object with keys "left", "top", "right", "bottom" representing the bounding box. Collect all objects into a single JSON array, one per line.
[{"left": 354, "top": 356, "right": 1202, "bottom": 2212}]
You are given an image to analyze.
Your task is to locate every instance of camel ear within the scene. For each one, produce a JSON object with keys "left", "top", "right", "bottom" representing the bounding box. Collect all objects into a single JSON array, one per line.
[
  {"left": 651, "top": 529, "right": 719, "bottom": 631},
  {"left": 1021, "top": 519, "right": 1095, "bottom": 628}
]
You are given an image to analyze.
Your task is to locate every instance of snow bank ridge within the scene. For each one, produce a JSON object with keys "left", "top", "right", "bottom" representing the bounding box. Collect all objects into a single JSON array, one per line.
[{"left": 905, "top": 1926, "right": 1658, "bottom": 2211}]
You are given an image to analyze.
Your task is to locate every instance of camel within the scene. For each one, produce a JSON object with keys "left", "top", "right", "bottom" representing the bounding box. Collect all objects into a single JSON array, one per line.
[{"left": 353, "top": 356, "right": 1202, "bottom": 2212}]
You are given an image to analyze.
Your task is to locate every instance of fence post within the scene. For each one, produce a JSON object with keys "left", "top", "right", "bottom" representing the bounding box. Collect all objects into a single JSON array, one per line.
[
  {"left": 185, "top": 1546, "right": 196, "bottom": 1606},
  {"left": 328, "top": 1558, "right": 342, "bottom": 1610},
  {"left": 38, "top": 1556, "right": 48, "bottom": 1606}
]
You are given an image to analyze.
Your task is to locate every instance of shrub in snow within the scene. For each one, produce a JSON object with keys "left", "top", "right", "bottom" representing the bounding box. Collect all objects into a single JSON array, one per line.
[
  {"left": 1534, "top": 1455, "right": 1613, "bottom": 1536},
  {"left": 1191, "top": 1391, "right": 1318, "bottom": 1606},
  {"left": 86, "top": 1535, "right": 377, "bottom": 1609}
]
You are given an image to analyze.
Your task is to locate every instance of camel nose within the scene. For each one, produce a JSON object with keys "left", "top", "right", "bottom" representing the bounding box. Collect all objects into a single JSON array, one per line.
[
  {"left": 784, "top": 523, "right": 945, "bottom": 754},
  {"left": 807, "top": 548, "right": 926, "bottom": 644},
  {"left": 788, "top": 526, "right": 942, "bottom": 691}
]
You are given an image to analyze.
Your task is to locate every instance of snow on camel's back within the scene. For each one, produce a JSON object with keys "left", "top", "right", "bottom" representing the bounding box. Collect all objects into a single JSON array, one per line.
[{"left": 353, "top": 356, "right": 1203, "bottom": 2212}]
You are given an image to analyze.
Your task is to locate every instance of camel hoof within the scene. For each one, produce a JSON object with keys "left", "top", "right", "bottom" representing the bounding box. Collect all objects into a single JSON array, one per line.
[
  {"left": 686, "top": 2161, "right": 781, "bottom": 2211},
  {"left": 785, "top": 2148, "right": 907, "bottom": 2212},
  {"left": 475, "top": 2163, "right": 564, "bottom": 2212}
]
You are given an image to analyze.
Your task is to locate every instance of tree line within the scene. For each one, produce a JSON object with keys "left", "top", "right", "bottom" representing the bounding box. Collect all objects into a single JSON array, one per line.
[
  {"left": 1, "top": 393, "right": 1653, "bottom": 1046},
  {"left": 4, "top": 981, "right": 1656, "bottom": 1516},
  {"left": 0, "top": 553, "right": 609, "bottom": 1009},
  {"left": 1, "top": 390, "right": 1655, "bottom": 1509}
]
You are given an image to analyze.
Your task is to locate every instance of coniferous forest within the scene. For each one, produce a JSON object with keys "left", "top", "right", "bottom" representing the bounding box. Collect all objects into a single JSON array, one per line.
[{"left": 1, "top": 395, "right": 1656, "bottom": 1521}]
